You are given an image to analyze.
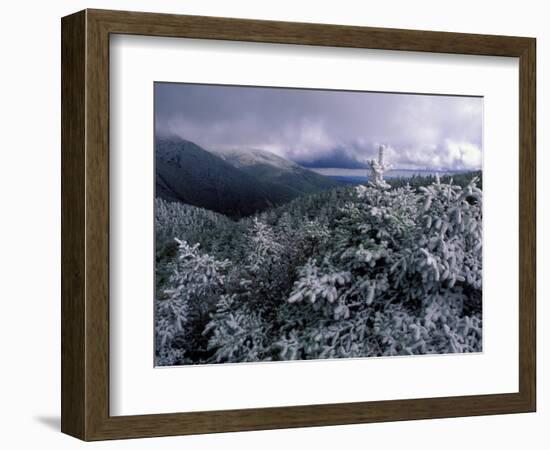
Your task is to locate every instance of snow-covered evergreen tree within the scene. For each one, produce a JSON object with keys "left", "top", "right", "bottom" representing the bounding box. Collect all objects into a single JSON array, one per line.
[
  {"left": 155, "top": 239, "right": 231, "bottom": 365},
  {"left": 368, "top": 145, "right": 393, "bottom": 189}
]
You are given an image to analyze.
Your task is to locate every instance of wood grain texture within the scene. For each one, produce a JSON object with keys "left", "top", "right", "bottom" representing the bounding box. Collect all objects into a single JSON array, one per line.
[
  {"left": 61, "top": 9, "right": 537, "bottom": 441},
  {"left": 518, "top": 39, "right": 536, "bottom": 409},
  {"left": 61, "top": 10, "right": 86, "bottom": 439},
  {"left": 89, "top": 8, "right": 532, "bottom": 56},
  {"left": 85, "top": 10, "right": 111, "bottom": 439}
]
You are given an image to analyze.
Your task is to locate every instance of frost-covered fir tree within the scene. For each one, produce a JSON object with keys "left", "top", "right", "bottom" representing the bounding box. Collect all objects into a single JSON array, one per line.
[
  {"left": 279, "top": 161, "right": 482, "bottom": 358},
  {"left": 368, "top": 145, "right": 393, "bottom": 189},
  {"left": 155, "top": 239, "right": 231, "bottom": 365}
]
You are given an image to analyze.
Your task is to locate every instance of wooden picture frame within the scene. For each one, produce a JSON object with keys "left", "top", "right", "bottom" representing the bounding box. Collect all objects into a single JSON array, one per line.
[{"left": 61, "top": 9, "right": 536, "bottom": 441}]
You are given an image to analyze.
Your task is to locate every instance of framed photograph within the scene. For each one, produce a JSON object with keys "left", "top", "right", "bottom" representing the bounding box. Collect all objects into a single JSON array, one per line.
[{"left": 61, "top": 9, "right": 536, "bottom": 441}]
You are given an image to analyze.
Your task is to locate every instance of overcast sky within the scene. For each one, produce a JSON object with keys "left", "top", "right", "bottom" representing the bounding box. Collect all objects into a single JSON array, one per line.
[{"left": 155, "top": 82, "right": 482, "bottom": 171}]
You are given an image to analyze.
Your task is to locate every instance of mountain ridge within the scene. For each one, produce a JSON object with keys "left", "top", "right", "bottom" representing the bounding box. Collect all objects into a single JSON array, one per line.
[
  {"left": 210, "top": 146, "right": 341, "bottom": 201},
  {"left": 155, "top": 137, "right": 341, "bottom": 217}
]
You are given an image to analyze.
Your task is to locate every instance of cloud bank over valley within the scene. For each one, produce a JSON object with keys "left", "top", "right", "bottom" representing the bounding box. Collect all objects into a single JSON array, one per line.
[{"left": 155, "top": 83, "right": 483, "bottom": 171}]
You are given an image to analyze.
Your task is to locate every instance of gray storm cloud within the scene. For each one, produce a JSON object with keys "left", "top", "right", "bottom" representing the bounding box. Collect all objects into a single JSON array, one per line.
[{"left": 155, "top": 82, "right": 482, "bottom": 171}]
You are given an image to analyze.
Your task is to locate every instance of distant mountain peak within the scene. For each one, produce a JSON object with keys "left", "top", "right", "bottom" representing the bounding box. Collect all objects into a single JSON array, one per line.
[
  {"left": 155, "top": 137, "right": 341, "bottom": 217},
  {"left": 213, "top": 147, "right": 299, "bottom": 172}
]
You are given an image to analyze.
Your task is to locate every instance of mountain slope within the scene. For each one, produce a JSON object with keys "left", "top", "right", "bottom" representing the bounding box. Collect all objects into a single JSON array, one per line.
[
  {"left": 156, "top": 138, "right": 274, "bottom": 217},
  {"left": 156, "top": 137, "right": 342, "bottom": 217},
  {"left": 213, "top": 147, "right": 342, "bottom": 202}
]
